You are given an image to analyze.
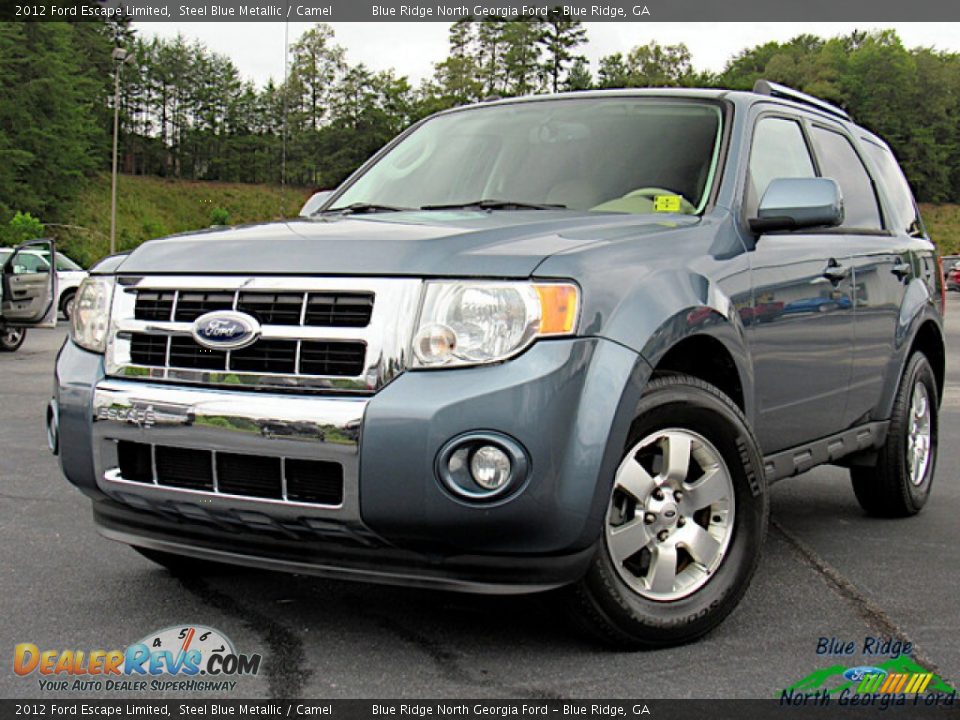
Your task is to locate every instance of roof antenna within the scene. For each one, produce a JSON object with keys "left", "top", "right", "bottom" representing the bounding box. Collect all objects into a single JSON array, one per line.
[{"left": 281, "top": 17, "right": 290, "bottom": 218}]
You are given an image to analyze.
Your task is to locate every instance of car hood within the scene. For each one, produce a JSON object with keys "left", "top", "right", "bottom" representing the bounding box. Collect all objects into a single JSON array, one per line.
[{"left": 115, "top": 210, "right": 700, "bottom": 277}]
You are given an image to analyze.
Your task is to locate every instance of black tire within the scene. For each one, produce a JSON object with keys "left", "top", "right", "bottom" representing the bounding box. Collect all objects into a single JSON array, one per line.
[
  {"left": 0, "top": 325, "right": 26, "bottom": 352},
  {"left": 851, "top": 352, "right": 938, "bottom": 517},
  {"left": 567, "top": 375, "right": 768, "bottom": 649},
  {"left": 60, "top": 289, "right": 77, "bottom": 320},
  {"left": 132, "top": 546, "right": 237, "bottom": 577}
]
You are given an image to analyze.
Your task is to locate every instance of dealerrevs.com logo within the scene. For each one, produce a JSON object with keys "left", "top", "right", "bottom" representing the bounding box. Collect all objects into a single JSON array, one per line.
[{"left": 14, "top": 625, "right": 261, "bottom": 692}]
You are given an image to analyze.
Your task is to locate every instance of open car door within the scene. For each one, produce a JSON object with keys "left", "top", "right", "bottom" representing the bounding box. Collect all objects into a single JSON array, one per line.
[{"left": 1, "top": 239, "right": 58, "bottom": 328}]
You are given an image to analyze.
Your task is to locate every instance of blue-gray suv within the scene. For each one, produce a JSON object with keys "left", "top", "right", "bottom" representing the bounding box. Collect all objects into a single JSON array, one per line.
[{"left": 46, "top": 82, "right": 945, "bottom": 647}]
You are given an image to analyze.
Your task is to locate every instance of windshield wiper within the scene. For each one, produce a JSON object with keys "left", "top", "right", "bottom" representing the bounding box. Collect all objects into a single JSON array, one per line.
[
  {"left": 420, "top": 199, "right": 567, "bottom": 211},
  {"left": 321, "top": 202, "right": 411, "bottom": 215}
]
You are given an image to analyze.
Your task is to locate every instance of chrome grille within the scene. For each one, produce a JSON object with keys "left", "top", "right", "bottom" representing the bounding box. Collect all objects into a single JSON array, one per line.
[
  {"left": 304, "top": 293, "right": 374, "bottom": 327},
  {"left": 172, "top": 291, "right": 233, "bottom": 322},
  {"left": 135, "top": 288, "right": 375, "bottom": 327},
  {"left": 106, "top": 276, "right": 423, "bottom": 392},
  {"left": 134, "top": 290, "right": 174, "bottom": 320}
]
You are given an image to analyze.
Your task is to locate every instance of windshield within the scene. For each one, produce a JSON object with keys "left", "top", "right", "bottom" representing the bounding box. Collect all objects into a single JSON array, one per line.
[{"left": 331, "top": 98, "right": 724, "bottom": 216}]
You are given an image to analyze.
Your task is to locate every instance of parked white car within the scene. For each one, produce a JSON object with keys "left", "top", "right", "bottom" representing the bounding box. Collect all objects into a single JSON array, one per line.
[{"left": 0, "top": 247, "right": 86, "bottom": 319}]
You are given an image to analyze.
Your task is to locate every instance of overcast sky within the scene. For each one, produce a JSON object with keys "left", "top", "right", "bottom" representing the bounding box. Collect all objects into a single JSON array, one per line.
[{"left": 140, "top": 22, "right": 960, "bottom": 87}]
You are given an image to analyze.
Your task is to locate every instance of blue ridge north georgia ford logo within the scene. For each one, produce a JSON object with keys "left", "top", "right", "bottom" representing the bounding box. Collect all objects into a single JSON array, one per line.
[{"left": 191, "top": 311, "right": 261, "bottom": 351}]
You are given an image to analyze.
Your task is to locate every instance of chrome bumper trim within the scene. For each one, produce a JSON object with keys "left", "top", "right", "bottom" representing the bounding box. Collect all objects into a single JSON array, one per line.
[{"left": 92, "top": 379, "right": 366, "bottom": 523}]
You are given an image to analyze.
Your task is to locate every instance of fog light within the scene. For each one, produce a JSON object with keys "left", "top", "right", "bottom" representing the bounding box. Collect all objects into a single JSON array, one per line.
[
  {"left": 470, "top": 445, "right": 511, "bottom": 490},
  {"left": 436, "top": 432, "right": 529, "bottom": 503}
]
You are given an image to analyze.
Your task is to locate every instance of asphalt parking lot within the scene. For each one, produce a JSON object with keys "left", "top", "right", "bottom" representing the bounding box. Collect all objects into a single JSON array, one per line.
[{"left": 2, "top": 298, "right": 959, "bottom": 700}]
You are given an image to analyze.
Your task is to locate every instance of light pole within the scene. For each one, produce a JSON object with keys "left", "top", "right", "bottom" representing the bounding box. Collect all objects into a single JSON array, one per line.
[{"left": 110, "top": 47, "right": 133, "bottom": 257}]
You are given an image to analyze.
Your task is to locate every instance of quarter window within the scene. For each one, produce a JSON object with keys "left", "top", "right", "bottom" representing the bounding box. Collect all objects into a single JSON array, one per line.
[
  {"left": 862, "top": 140, "right": 923, "bottom": 236},
  {"left": 746, "top": 117, "right": 816, "bottom": 218},
  {"left": 809, "top": 126, "right": 883, "bottom": 231}
]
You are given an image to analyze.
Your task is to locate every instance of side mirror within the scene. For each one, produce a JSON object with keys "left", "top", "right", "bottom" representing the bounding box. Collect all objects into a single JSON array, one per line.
[
  {"left": 300, "top": 190, "right": 333, "bottom": 217},
  {"left": 749, "top": 177, "right": 844, "bottom": 234},
  {"left": 1, "top": 238, "right": 58, "bottom": 328}
]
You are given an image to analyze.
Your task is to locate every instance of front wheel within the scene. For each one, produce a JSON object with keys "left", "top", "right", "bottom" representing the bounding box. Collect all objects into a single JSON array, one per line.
[
  {"left": 568, "top": 375, "right": 768, "bottom": 648},
  {"left": 0, "top": 325, "right": 26, "bottom": 352},
  {"left": 850, "top": 352, "right": 938, "bottom": 517}
]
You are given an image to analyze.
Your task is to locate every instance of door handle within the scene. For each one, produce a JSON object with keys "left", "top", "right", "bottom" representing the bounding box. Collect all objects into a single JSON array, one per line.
[
  {"left": 822, "top": 261, "right": 850, "bottom": 283},
  {"left": 891, "top": 262, "right": 912, "bottom": 280}
]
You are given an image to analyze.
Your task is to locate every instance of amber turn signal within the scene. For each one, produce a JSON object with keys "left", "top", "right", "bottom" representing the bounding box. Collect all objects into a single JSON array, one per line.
[{"left": 534, "top": 283, "right": 579, "bottom": 335}]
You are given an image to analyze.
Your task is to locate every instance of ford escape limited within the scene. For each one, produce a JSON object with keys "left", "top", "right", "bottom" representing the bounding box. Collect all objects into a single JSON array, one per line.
[{"left": 43, "top": 82, "right": 944, "bottom": 647}]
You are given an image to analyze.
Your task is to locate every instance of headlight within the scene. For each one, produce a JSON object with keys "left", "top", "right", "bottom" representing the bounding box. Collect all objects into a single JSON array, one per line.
[
  {"left": 70, "top": 277, "right": 115, "bottom": 353},
  {"left": 412, "top": 281, "right": 579, "bottom": 368}
]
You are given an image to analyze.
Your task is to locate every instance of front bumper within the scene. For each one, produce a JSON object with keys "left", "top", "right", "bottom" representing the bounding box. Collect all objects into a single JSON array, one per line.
[{"left": 54, "top": 335, "right": 648, "bottom": 593}]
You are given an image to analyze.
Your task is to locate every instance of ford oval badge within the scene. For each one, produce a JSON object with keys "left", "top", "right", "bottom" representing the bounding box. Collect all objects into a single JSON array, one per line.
[
  {"left": 843, "top": 666, "right": 887, "bottom": 682},
  {"left": 191, "top": 311, "right": 261, "bottom": 351}
]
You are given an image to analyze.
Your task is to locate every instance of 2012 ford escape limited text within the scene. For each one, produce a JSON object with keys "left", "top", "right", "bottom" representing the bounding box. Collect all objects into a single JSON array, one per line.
[{"left": 45, "top": 82, "right": 945, "bottom": 647}]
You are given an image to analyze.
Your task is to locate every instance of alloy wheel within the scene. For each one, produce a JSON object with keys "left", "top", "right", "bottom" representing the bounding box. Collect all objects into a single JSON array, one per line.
[
  {"left": 605, "top": 429, "right": 735, "bottom": 601},
  {"left": 907, "top": 381, "right": 932, "bottom": 486}
]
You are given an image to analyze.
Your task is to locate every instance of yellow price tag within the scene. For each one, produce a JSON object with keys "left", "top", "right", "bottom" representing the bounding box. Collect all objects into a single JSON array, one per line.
[{"left": 653, "top": 195, "right": 682, "bottom": 213}]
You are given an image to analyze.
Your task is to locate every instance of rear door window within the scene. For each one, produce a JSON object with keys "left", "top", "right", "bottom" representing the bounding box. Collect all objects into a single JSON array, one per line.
[
  {"left": 809, "top": 126, "right": 883, "bottom": 231},
  {"left": 54, "top": 253, "right": 82, "bottom": 271}
]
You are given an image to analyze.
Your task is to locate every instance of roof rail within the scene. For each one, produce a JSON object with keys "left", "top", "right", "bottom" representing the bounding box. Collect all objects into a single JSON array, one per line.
[{"left": 752, "top": 79, "right": 850, "bottom": 121}]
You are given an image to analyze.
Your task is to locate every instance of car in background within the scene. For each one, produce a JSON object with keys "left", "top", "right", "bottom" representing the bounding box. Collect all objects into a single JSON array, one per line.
[
  {"left": 941, "top": 255, "right": 960, "bottom": 278},
  {"left": 0, "top": 239, "right": 59, "bottom": 351},
  {"left": 946, "top": 262, "right": 960, "bottom": 291},
  {"left": 0, "top": 246, "right": 86, "bottom": 319}
]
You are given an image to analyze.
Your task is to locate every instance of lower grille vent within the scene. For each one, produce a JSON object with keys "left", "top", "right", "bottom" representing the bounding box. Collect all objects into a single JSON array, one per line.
[
  {"left": 116, "top": 441, "right": 343, "bottom": 506},
  {"left": 155, "top": 446, "right": 213, "bottom": 490}
]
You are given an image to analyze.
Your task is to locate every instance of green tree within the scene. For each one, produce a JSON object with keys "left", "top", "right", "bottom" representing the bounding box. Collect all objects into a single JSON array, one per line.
[
  {"left": 501, "top": 19, "right": 543, "bottom": 95},
  {"left": 564, "top": 57, "right": 592, "bottom": 90},
  {"left": 2, "top": 211, "right": 45, "bottom": 245},
  {"left": 433, "top": 20, "right": 483, "bottom": 104},
  {"left": 625, "top": 41, "right": 693, "bottom": 86},
  {"left": 0, "top": 23, "right": 106, "bottom": 219},
  {"left": 289, "top": 24, "right": 346, "bottom": 131},
  {"left": 476, "top": 19, "right": 508, "bottom": 95},
  {"left": 597, "top": 53, "right": 631, "bottom": 88},
  {"left": 537, "top": 10, "right": 587, "bottom": 93}
]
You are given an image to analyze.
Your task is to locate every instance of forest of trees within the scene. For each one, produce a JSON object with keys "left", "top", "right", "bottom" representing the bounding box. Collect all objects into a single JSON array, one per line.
[{"left": 2, "top": 19, "right": 960, "bottom": 230}]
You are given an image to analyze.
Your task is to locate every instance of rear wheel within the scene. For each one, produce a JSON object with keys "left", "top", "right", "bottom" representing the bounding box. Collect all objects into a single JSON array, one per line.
[
  {"left": 60, "top": 289, "right": 77, "bottom": 320},
  {"left": 851, "top": 352, "right": 938, "bottom": 517},
  {"left": 568, "top": 375, "right": 768, "bottom": 648},
  {"left": 0, "top": 325, "right": 26, "bottom": 352}
]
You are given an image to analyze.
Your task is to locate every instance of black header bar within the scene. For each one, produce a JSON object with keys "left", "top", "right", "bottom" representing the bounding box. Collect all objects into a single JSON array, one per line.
[{"left": 5, "top": 0, "right": 960, "bottom": 21}]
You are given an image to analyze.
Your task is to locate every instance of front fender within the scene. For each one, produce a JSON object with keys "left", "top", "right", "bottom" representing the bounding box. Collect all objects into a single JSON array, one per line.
[{"left": 594, "top": 267, "right": 754, "bottom": 424}]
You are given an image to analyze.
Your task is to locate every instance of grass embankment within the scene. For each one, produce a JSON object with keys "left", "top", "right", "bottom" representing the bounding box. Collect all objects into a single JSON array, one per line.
[
  {"left": 49, "top": 176, "right": 960, "bottom": 267},
  {"left": 921, "top": 204, "right": 960, "bottom": 256},
  {"left": 53, "top": 174, "right": 310, "bottom": 267}
]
